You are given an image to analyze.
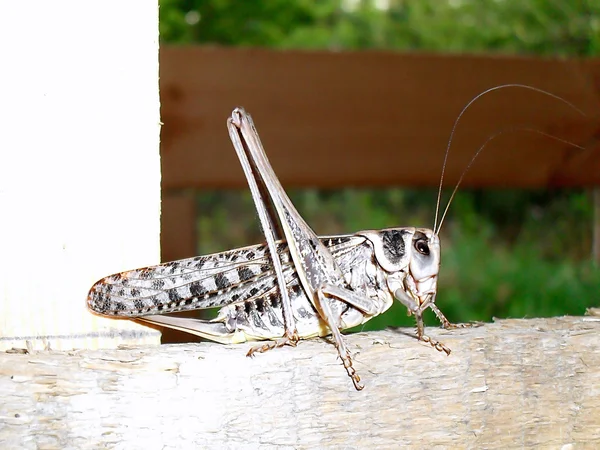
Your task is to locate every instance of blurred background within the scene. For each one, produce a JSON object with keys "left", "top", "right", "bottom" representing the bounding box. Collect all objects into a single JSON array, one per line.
[{"left": 158, "top": 0, "right": 600, "bottom": 332}]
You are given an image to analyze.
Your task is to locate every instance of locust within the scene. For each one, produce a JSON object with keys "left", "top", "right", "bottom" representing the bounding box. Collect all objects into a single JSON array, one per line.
[{"left": 87, "top": 85, "right": 585, "bottom": 390}]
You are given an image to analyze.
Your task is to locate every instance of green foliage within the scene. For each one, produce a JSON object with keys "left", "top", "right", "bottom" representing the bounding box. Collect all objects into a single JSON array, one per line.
[
  {"left": 195, "top": 188, "right": 600, "bottom": 327},
  {"left": 161, "top": 0, "right": 600, "bottom": 325},
  {"left": 160, "top": 0, "right": 600, "bottom": 55}
]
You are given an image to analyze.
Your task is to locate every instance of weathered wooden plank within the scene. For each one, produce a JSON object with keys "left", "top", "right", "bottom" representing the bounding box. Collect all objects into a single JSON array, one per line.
[
  {"left": 160, "top": 48, "right": 600, "bottom": 190},
  {"left": 1, "top": 316, "right": 599, "bottom": 448}
]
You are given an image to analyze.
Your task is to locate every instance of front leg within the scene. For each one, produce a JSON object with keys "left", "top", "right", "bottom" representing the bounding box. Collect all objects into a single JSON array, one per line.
[
  {"left": 429, "top": 303, "right": 481, "bottom": 331},
  {"left": 394, "top": 288, "right": 451, "bottom": 354},
  {"left": 414, "top": 310, "right": 451, "bottom": 355}
]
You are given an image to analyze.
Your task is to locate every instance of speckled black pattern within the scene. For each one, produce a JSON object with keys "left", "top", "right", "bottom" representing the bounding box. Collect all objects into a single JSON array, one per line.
[
  {"left": 382, "top": 229, "right": 410, "bottom": 265},
  {"left": 87, "top": 236, "right": 368, "bottom": 318}
]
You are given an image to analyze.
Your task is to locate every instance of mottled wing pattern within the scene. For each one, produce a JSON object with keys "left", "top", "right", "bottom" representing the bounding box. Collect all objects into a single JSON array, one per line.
[
  {"left": 88, "top": 242, "right": 290, "bottom": 317},
  {"left": 88, "top": 236, "right": 362, "bottom": 318}
]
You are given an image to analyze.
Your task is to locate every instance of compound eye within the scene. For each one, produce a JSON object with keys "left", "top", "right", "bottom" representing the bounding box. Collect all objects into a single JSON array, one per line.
[{"left": 415, "top": 239, "right": 430, "bottom": 256}]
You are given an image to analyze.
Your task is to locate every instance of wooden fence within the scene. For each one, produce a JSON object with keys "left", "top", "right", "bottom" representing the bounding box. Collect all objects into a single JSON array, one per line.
[{"left": 159, "top": 47, "right": 600, "bottom": 261}]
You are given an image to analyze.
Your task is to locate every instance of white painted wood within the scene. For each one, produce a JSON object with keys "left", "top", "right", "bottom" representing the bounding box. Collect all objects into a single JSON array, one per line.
[{"left": 0, "top": 2, "right": 161, "bottom": 350}]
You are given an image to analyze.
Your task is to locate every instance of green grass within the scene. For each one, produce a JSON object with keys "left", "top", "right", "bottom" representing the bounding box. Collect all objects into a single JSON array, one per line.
[{"left": 438, "top": 229, "right": 600, "bottom": 322}]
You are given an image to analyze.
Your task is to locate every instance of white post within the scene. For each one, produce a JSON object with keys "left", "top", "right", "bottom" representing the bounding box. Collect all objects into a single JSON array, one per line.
[{"left": 0, "top": 2, "right": 161, "bottom": 350}]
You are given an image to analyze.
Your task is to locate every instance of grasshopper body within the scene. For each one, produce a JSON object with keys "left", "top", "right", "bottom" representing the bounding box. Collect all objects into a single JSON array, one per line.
[
  {"left": 88, "top": 108, "right": 450, "bottom": 390},
  {"left": 89, "top": 227, "right": 440, "bottom": 344},
  {"left": 91, "top": 85, "right": 581, "bottom": 389}
]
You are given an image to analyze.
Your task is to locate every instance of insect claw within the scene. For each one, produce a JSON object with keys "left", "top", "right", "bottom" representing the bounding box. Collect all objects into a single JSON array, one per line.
[
  {"left": 336, "top": 348, "right": 364, "bottom": 390},
  {"left": 419, "top": 334, "right": 451, "bottom": 355},
  {"left": 246, "top": 336, "right": 298, "bottom": 357},
  {"left": 285, "top": 330, "right": 300, "bottom": 345},
  {"left": 352, "top": 375, "right": 364, "bottom": 391},
  {"left": 442, "top": 321, "right": 482, "bottom": 330},
  {"left": 246, "top": 345, "right": 263, "bottom": 357},
  {"left": 436, "top": 343, "right": 451, "bottom": 355},
  {"left": 344, "top": 360, "right": 364, "bottom": 390}
]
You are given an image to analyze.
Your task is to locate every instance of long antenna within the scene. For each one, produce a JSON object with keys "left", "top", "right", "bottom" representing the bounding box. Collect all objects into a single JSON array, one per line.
[
  {"left": 434, "top": 127, "right": 586, "bottom": 235},
  {"left": 432, "top": 84, "right": 587, "bottom": 234}
]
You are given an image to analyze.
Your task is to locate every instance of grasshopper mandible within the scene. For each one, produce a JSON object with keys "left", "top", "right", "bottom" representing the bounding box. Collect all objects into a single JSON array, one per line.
[{"left": 87, "top": 85, "right": 584, "bottom": 390}]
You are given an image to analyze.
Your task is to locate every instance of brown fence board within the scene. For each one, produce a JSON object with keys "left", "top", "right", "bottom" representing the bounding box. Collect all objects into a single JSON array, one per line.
[
  {"left": 160, "top": 47, "right": 600, "bottom": 190},
  {"left": 160, "top": 191, "right": 197, "bottom": 262}
]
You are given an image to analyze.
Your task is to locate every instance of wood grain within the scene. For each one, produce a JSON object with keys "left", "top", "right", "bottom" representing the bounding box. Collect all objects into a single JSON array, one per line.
[
  {"left": 160, "top": 48, "right": 600, "bottom": 190},
  {"left": 1, "top": 316, "right": 599, "bottom": 448}
]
